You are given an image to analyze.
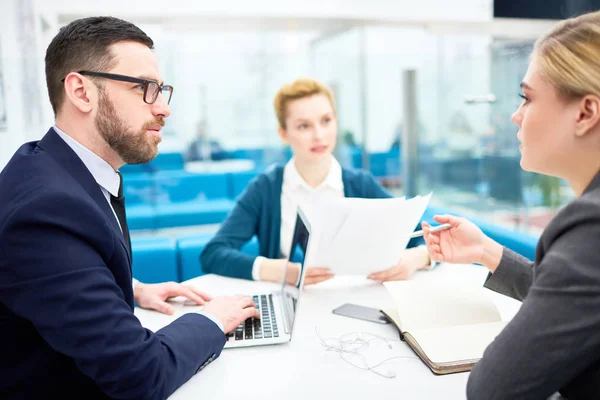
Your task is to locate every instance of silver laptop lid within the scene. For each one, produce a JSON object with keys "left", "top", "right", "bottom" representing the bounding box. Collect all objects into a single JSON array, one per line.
[{"left": 279, "top": 207, "right": 311, "bottom": 337}]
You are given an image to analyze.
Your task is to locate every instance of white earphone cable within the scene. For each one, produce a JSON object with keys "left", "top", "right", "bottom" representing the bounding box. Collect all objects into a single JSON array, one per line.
[{"left": 315, "top": 327, "right": 420, "bottom": 378}]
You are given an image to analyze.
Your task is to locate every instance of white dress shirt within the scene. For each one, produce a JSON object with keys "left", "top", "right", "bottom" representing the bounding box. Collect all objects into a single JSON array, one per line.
[
  {"left": 251, "top": 156, "right": 344, "bottom": 280},
  {"left": 53, "top": 126, "right": 224, "bottom": 331}
]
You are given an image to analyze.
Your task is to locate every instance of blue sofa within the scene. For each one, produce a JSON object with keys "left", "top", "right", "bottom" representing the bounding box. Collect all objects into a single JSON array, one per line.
[
  {"left": 152, "top": 171, "right": 235, "bottom": 229},
  {"left": 131, "top": 236, "right": 179, "bottom": 283},
  {"left": 124, "top": 165, "right": 258, "bottom": 231},
  {"left": 178, "top": 234, "right": 260, "bottom": 281},
  {"left": 123, "top": 173, "right": 156, "bottom": 230},
  {"left": 229, "top": 170, "right": 258, "bottom": 199},
  {"left": 120, "top": 151, "right": 185, "bottom": 175}
]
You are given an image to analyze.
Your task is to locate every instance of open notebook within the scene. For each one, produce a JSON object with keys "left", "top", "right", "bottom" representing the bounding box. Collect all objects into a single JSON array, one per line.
[{"left": 381, "top": 280, "right": 508, "bottom": 375}]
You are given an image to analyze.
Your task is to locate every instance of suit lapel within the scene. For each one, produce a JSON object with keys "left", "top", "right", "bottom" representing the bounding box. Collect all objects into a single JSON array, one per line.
[{"left": 37, "top": 128, "right": 132, "bottom": 268}]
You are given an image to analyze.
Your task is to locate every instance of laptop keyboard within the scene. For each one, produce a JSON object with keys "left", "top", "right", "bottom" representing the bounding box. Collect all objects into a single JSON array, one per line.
[{"left": 226, "top": 294, "right": 279, "bottom": 342}]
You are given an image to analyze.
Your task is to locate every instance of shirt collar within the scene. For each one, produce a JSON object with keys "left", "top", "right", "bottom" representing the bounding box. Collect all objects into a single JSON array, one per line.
[
  {"left": 53, "top": 125, "right": 121, "bottom": 197},
  {"left": 283, "top": 156, "right": 343, "bottom": 192}
]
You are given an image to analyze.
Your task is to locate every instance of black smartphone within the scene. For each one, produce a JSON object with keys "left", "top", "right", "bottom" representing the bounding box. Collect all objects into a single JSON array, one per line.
[{"left": 332, "top": 303, "right": 390, "bottom": 324}]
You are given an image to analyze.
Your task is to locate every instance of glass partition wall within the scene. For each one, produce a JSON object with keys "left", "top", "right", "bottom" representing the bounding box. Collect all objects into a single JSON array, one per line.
[
  {"left": 134, "top": 21, "right": 569, "bottom": 236},
  {"left": 310, "top": 26, "right": 571, "bottom": 237}
]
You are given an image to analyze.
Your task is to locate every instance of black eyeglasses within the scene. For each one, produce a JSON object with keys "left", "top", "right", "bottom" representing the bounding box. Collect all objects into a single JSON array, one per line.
[{"left": 61, "top": 71, "right": 173, "bottom": 105}]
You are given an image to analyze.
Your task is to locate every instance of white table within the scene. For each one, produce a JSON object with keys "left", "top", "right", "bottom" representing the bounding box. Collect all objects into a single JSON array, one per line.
[{"left": 135, "top": 263, "right": 522, "bottom": 400}]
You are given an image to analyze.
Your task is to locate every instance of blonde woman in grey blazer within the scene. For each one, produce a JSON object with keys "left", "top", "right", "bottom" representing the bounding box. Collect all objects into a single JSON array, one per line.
[{"left": 423, "top": 10, "right": 600, "bottom": 400}]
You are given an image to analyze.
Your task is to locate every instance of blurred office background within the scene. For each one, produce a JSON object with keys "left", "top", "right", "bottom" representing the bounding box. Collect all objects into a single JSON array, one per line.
[{"left": 2, "top": 0, "right": 598, "bottom": 247}]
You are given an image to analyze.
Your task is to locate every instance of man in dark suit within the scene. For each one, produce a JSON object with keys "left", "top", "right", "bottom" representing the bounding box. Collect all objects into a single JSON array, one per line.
[{"left": 0, "top": 16, "right": 259, "bottom": 399}]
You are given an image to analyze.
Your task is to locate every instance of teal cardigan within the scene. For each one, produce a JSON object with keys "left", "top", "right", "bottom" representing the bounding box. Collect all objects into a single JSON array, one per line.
[{"left": 201, "top": 164, "right": 422, "bottom": 280}]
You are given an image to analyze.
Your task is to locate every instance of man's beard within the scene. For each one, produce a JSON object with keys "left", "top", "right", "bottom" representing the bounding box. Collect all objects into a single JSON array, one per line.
[{"left": 95, "top": 90, "right": 164, "bottom": 165}]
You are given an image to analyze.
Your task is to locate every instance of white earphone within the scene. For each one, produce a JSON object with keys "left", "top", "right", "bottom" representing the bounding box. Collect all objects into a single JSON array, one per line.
[{"left": 315, "top": 327, "right": 418, "bottom": 379}]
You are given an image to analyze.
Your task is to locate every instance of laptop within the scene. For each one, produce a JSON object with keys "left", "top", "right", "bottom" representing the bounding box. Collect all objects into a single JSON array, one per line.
[{"left": 224, "top": 207, "right": 312, "bottom": 348}]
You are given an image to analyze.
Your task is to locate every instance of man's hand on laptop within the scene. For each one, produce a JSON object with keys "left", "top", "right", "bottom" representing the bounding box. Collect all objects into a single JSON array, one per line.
[{"left": 203, "top": 295, "right": 260, "bottom": 333}]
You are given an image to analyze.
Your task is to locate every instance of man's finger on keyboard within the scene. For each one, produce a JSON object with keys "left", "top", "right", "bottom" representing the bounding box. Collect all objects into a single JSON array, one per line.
[
  {"left": 242, "top": 306, "right": 260, "bottom": 320},
  {"left": 238, "top": 296, "right": 257, "bottom": 309}
]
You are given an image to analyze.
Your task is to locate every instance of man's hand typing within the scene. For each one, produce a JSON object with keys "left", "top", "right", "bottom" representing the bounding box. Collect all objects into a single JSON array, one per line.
[{"left": 203, "top": 295, "right": 261, "bottom": 334}]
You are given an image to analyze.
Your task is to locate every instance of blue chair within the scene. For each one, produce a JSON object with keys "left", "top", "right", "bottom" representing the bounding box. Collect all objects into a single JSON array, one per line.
[
  {"left": 156, "top": 171, "right": 229, "bottom": 202},
  {"left": 122, "top": 152, "right": 185, "bottom": 175},
  {"left": 228, "top": 170, "right": 258, "bottom": 199},
  {"left": 131, "top": 236, "right": 179, "bottom": 283},
  {"left": 177, "top": 235, "right": 260, "bottom": 281},
  {"left": 368, "top": 151, "right": 401, "bottom": 178},
  {"left": 241, "top": 236, "right": 260, "bottom": 257},
  {"left": 148, "top": 152, "right": 185, "bottom": 171},
  {"left": 123, "top": 173, "right": 156, "bottom": 230},
  {"left": 121, "top": 151, "right": 185, "bottom": 175},
  {"left": 126, "top": 205, "right": 156, "bottom": 231},
  {"left": 156, "top": 199, "right": 234, "bottom": 229},
  {"left": 120, "top": 163, "right": 153, "bottom": 174},
  {"left": 154, "top": 171, "right": 235, "bottom": 229},
  {"left": 481, "top": 222, "right": 538, "bottom": 260},
  {"left": 229, "top": 148, "right": 265, "bottom": 164},
  {"left": 350, "top": 147, "right": 363, "bottom": 169},
  {"left": 123, "top": 173, "right": 154, "bottom": 204},
  {"left": 177, "top": 233, "right": 214, "bottom": 281}
]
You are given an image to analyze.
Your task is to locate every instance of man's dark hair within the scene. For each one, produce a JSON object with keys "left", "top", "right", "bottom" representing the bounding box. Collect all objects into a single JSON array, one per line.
[{"left": 45, "top": 16, "right": 154, "bottom": 116}]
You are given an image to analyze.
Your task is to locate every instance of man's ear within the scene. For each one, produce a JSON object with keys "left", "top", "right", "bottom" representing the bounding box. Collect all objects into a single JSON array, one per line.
[
  {"left": 574, "top": 94, "right": 600, "bottom": 138},
  {"left": 62, "top": 72, "right": 94, "bottom": 114},
  {"left": 278, "top": 126, "right": 289, "bottom": 145}
]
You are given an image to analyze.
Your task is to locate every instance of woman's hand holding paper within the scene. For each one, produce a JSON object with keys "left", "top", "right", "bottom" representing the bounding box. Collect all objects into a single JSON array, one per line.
[
  {"left": 367, "top": 246, "right": 431, "bottom": 282},
  {"left": 260, "top": 258, "right": 334, "bottom": 286},
  {"left": 302, "top": 267, "right": 335, "bottom": 285}
]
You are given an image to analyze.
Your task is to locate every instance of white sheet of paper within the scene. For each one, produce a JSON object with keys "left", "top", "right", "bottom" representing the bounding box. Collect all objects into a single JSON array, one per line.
[
  {"left": 310, "top": 195, "right": 406, "bottom": 254},
  {"left": 310, "top": 193, "right": 430, "bottom": 275}
]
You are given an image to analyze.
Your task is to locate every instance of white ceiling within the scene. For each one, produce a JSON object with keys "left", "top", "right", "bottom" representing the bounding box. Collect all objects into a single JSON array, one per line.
[{"left": 39, "top": 0, "right": 558, "bottom": 40}]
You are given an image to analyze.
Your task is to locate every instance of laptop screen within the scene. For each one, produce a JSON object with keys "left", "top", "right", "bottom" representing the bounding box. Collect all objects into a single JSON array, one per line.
[{"left": 279, "top": 209, "right": 311, "bottom": 335}]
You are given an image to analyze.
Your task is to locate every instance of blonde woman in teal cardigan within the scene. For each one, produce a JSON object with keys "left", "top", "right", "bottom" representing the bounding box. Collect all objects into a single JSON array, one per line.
[{"left": 201, "top": 78, "right": 434, "bottom": 285}]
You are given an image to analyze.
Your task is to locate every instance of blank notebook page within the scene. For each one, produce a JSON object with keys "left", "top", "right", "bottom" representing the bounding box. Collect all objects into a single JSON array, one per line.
[
  {"left": 409, "top": 321, "right": 508, "bottom": 364},
  {"left": 383, "top": 280, "right": 502, "bottom": 332}
]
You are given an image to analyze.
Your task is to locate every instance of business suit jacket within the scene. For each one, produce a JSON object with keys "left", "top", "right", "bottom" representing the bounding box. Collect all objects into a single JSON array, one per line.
[
  {"left": 0, "top": 128, "right": 226, "bottom": 399},
  {"left": 467, "top": 170, "right": 600, "bottom": 399}
]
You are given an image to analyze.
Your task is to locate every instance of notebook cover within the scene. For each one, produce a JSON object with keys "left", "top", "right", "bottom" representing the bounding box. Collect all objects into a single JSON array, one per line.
[{"left": 381, "top": 309, "right": 478, "bottom": 375}]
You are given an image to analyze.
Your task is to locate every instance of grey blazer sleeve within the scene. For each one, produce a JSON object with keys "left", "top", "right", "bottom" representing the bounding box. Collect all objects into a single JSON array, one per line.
[
  {"left": 483, "top": 248, "right": 534, "bottom": 301},
  {"left": 466, "top": 198, "right": 600, "bottom": 399}
]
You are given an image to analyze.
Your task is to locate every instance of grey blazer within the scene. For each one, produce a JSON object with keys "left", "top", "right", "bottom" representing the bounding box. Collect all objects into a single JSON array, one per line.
[{"left": 467, "top": 170, "right": 600, "bottom": 400}]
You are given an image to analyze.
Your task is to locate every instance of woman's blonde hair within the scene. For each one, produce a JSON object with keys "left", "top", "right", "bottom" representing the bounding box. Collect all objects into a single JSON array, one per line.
[
  {"left": 534, "top": 10, "right": 600, "bottom": 99},
  {"left": 273, "top": 78, "right": 336, "bottom": 129}
]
